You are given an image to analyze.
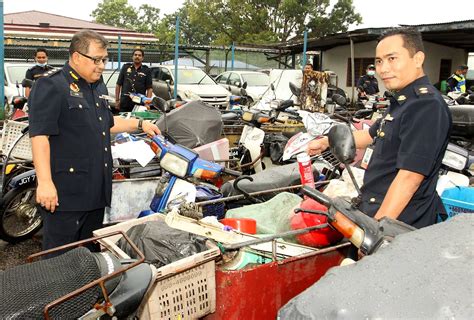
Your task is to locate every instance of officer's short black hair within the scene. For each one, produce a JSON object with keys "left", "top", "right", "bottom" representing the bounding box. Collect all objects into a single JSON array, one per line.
[
  {"left": 133, "top": 49, "right": 145, "bottom": 57},
  {"left": 69, "top": 30, "right": 108, "bottom": 56},
  {"left": 378, "top": 28, "right": 424, "bottom": 57},
  {"left": 35, "top": 48, "right": 48, "bottom": 57}
]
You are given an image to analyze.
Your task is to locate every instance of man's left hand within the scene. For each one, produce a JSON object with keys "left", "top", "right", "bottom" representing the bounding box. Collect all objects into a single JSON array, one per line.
[{"left": 142, "top": 120, "right": 161, "bottom": 137}]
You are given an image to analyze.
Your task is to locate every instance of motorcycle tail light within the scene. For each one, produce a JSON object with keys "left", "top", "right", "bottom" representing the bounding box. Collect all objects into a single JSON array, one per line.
[
  {"left": 257, "top": 116, "right": 271, "bottom": 123},
  {"left": 331, "top": 211, "right": 365, "bottom": 248},
  {"left": 193, "top": 168, "right": 219, "bottom": 180}
]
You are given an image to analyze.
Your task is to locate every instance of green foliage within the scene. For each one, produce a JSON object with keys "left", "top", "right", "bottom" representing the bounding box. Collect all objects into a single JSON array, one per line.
[
  {"left": 91, "top": 0, "right": 160, "bottom": 34},
  {"left": 91, "top": 0, "right": 362, "bottom": 45}
]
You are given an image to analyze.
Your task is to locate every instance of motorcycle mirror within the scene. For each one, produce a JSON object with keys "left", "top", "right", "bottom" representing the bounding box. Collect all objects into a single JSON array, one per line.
[
  {"left": 21, "top": 78, "right": 34, "bottom": 88},
  {"left": 240, "top": 88, "right": 247, "bottom": 97},
  {"left": 271, "top": 83, "right": 275, "bottom": 91},
  {"left": 331, "top": 94, "right": 347, "bottom": 106},
  {"left": 152, "top": 96, "right": 170, "bottom": 113},
  {"left": 289, "top": 82, "right": 301, "bottom": 96},
  {"left": 328, "top": 124, "right": 356, "bottom": 164},
  {"left": 242, "top": 81, "right": 248, "bottom": 89}
]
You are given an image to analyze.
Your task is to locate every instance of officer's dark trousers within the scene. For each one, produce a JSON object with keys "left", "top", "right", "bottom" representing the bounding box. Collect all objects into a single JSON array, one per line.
[{"left": 40, "top": 207, "right": 105, "bottom": 258}]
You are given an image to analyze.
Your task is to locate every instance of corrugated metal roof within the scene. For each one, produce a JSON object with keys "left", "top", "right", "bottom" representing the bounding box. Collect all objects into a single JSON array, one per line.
[{"left": 4, "top": 10, "right": 128, "bottom": 32}]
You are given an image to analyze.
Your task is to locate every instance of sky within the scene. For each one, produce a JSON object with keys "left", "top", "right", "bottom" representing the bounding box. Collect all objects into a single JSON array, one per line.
[{"left": 3, "top": 0, "right": 474, "bottom": 30}]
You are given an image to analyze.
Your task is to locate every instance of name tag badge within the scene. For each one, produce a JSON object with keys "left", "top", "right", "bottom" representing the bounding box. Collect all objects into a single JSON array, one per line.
[
  {"left": 384, "top": 114, "right": 394, "bottom": 121},
  {"left": 361, "top": 146, "right": 374, "bottom": 170},
  {"left": 70, "top": 91, "right": 84, "bottom": 98}
]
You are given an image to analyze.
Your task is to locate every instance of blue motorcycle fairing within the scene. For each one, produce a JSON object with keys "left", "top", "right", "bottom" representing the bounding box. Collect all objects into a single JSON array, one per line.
[{"left": 8, "top": 169, "right": 36, "bottom": 189}]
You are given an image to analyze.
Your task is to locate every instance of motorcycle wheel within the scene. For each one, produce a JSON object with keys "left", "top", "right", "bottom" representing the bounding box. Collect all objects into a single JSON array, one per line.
[{"left": 0, "top": 185, "right": 42, "bottom": 243}]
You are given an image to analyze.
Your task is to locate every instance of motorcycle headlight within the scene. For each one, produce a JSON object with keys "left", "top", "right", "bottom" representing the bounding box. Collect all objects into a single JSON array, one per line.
[
  {"left": 160, "top": 152, "right": 190, "bottom": 177},
  {"left": 442, "top": 149, "right": 467, "bottom": 171}
]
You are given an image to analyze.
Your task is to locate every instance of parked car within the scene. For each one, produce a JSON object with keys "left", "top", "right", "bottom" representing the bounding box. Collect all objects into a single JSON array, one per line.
[
  {"left": 151, "top": 65, "right": 231, "bottom": 109},
  {"left": 102, "top": 69, "right": 120, "bottom": 110},
  {"left": 3, "top": 63, "right": 32, "bottom": 105},
  {"left": 215, "top": 70, "right": 270, "bottom": 104}
]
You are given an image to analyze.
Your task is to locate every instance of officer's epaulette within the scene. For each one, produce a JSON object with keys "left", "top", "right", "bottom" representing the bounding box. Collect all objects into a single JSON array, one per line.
[
  {"left": 414, "top": 85, "right": 434, "bottom": 97},
  {"left": 43, "top": 68, "right": 61, "bottom": 77}
]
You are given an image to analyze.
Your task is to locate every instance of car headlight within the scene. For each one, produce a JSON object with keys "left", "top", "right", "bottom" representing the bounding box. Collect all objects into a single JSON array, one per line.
[
  {"left": 160, "top": 152, "right": 190, "bottom": 177},
  {"left": 442, "top": 149, "right": 467, "bottom": 171},
  {"left": 183, "top": 90, "right": 201, "bottom": 101}
]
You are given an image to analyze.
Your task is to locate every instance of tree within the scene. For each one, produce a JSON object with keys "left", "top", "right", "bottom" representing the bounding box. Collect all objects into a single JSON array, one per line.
[
  {"left": 91, "top": 0, "right": 138, "bottom": 30},
  {"left": 91, "top": 0, "right": 161, "bottom": 34},
  {"left": 182, "top": 0, "right": 362, "bottom": 44}
]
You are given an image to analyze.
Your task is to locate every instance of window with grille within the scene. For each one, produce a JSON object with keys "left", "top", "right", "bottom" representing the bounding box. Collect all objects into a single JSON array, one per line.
[{"left": 439, "top": 59, "right": 452, "bottom": 82}]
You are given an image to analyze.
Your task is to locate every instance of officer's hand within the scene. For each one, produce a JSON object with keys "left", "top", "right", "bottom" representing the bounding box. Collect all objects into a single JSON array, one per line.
[
  {"left": 142, "top": 120, "right": 161, "bottom": 137},
  {"left": 115, "top": 100, "right": 120, "bottom": 111},
  {"left": 36, "top": 180, "right": 59, "bottom": 213},
  {"left": 307, "top": 136, "right": 329, "bottom": 156}
]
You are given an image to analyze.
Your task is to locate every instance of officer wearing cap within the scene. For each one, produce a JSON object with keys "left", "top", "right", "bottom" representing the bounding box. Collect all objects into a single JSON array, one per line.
[
  {"left": 24, "top": 48, "right": 55, "bottom": 98},
  {"left": 29, "top": 30, "right": 160, "bottom": 255},
  {"left": 308, "top": 28, "right": 451, "bottom": 228},
  {"left": 447, "top": 65, "right": 468, "bottom": 93},
  {"left": 357, "top": 64, "right": 379, "bottom": 99},
  {"left": 115, "top": 49, "right": 153, "bottom": 112}
]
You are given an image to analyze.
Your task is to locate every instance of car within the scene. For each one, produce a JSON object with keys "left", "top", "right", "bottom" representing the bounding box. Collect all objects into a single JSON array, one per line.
[
  {"left": 215, "top": 70, "right": 270, "bottom": 104},
  {"left": 151, "top": 65, "right": 231, "bottom": 109},
  {"left": 3, "top": 63, "right": 32, "bottom": 105},
  {"left": 102, "top": 69, "right": 120, "bottom": 110}
]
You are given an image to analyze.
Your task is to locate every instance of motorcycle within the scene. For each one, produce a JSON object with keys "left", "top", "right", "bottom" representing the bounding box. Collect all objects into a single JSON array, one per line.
[{"left": 0, "top": 232, "right": 155, "bottom": 319}]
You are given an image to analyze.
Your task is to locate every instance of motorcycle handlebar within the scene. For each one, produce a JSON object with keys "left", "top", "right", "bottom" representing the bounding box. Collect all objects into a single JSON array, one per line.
[
  {"left": 222, "top": 167, "right": 242, "bottom": 177},
  {"left": 301, "top": 186, "right": 332, "bottom": 208}
]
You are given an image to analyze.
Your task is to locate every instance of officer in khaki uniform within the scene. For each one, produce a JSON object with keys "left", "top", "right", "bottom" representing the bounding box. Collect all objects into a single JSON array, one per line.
[
  {"left": 29, "top": 30, "right": 160, "bottom": 255},
  {"left": 308, "top": 28, "right": 451, "bottom": 228}
]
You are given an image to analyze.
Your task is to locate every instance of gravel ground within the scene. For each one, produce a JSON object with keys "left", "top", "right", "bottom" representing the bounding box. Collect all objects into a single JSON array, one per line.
[{"left": 0, "top": 232, "right": 42, "bottom": 271}]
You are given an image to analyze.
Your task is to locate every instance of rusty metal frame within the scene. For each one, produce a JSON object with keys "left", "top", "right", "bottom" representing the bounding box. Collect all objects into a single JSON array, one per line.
[{"left": 27, "top": 231, "right": 145, "bottom": 319}]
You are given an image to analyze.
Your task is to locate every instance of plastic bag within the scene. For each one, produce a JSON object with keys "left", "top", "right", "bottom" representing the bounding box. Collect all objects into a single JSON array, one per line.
[{"left": 117, "top": 220, "right": 208, "bottom": 268}]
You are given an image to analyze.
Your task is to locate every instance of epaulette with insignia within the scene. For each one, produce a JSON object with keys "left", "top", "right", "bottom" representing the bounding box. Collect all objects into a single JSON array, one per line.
[
  {"left": 415, "top": 85, "right": 433, "bottom": 97},
  {"left": 44, "top": 68, "right": 61, "bottom": 77}
]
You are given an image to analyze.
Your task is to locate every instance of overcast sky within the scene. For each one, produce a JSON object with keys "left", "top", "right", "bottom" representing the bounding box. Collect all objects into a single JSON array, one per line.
[{"left": 3, "top": 0, "right": 474, "bottom": 30}]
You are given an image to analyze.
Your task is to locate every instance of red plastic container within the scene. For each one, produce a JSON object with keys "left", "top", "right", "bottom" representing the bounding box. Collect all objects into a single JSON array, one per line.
[
  {"left": 290, "top": 198, "right": 343, "bottom": 248},
  {"left": 220, "top": 218, "right": 257, "bottom": 234}
]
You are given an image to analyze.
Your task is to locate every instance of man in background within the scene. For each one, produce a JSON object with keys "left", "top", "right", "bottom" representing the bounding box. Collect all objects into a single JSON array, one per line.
[
  {"left": 24, "top": 48, "right": 54, "bottom": 97},
  {"left": 447, "top": 65, "right": 468, "bottom": 93}
]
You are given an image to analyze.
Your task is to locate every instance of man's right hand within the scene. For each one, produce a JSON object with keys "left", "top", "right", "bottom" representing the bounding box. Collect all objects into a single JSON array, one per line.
[
  {"left": 36, "top": 180, "right": 59, "bottom": 213},
  {"left": 307, "top": 136, "right": 329, "bottom": 156},
  {"left": 115, "top": 100, "right": 120, "bottom": 111}
]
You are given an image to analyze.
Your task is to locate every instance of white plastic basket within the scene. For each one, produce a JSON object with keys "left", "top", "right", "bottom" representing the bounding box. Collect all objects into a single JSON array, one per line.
[
  {"left": 0, "top": 120, "right": 32, "bottom": 160},
  {"left": 93, "top": 214, "right": 219, "bottom": 319}
]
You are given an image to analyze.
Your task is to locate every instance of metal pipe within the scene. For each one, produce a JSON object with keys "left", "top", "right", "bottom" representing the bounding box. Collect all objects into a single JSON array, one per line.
[
  {"left": 302, "top": 29, "right": 308, "bottom": 67},
  {"left": 174, "top": 16, "right": 180, "bottom": 100},
  {"left": 196, "top": 180, "right": 330, "bottom": 206},
  {"left": 117, "top": 35, "right": 121, "bottom": 70},
  {"left": 231, "top": 42, "right": 235, "bottom": 70},
  {"left": 350, "top": 37, "right": 355, "bottom": 105}
]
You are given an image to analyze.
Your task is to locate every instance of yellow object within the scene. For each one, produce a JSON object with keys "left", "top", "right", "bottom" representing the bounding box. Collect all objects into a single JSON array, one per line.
[{"left": 5, "top": 164, "right": 16, "bottom": 175}]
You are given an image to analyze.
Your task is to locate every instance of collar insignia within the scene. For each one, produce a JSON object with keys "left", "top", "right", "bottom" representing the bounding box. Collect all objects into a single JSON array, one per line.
[
  {"left": 69, "top": 71, "right": 79, "bottom": 81},
  {"left": 127, "top": 67, "right": 132, "bottom": 73},
  {"left": 70, "top": 82, "right": 80, "bottom": 93},
  {"left": 397, "top": 95, "right": 406, "bottom": 101}
]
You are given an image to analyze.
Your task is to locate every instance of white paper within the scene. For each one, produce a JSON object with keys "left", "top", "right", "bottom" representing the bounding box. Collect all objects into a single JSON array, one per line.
[{"left": 111, "top": 140, "right": 155, "bottom": 167}]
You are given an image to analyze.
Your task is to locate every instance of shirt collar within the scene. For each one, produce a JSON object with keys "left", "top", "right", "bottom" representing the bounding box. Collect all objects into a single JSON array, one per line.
[
  {"left": 63, "top": 62, "right": 101, "bottom": 88},
  {"left": 392, "top": 75, "right": 430, "bottom": 106}
]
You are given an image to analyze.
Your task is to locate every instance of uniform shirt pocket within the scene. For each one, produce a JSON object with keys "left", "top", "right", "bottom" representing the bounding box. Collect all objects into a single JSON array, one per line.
[
  {"left": 67, "top": 96, "right": 90, "bottom": 126},
  {"left": 54, "top": 158, "right": 89, "bottom": 195}
]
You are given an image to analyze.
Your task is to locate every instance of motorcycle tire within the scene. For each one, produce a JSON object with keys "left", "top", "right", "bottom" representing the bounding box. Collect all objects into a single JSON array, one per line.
[{"left": 0, "top": 184, "right": 42, "bottom": 244}]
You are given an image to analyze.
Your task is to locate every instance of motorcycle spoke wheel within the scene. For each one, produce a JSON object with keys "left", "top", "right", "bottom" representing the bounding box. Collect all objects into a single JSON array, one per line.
[{"left": 1, "top": 188, "right": 42, "bottom": 239}]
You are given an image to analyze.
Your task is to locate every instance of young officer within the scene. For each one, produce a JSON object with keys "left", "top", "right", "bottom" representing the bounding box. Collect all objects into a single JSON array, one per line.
[
  {"left": 24, "top": 48, "right": 54, "bottom": 97},
  {"left": 357, "top": 64, "right": 379, "bottom": 99},
  {"left": 28, "top": 30, "right": 160, "bottom": 255},
  {"left": 307, "top": 28, "right": 451, "bottom": 228}
]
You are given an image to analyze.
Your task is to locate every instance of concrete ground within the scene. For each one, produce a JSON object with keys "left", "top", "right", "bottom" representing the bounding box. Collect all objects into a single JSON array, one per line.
[{"left": 0, "top": 232, "right": 42, "bottom": 271}]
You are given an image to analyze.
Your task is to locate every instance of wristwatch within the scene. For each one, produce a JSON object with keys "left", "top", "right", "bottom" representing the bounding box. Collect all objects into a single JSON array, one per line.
[{"left": 138, "top": 119, "right": 143, "bottom": 131}]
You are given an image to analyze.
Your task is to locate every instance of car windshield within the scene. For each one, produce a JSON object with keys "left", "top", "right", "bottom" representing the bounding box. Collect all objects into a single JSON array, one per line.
[
  {"left": 6, "top": 65, "right": 31, "bottom": 85},
  {"left": 242, "top": 73, "right": 270, "bottom": 86},
  {"left": 177, "top": 69, "right": 215, "bottom": 85},
  {"left": 102, "top": 70, "right": 120, "bottom": 88}
]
